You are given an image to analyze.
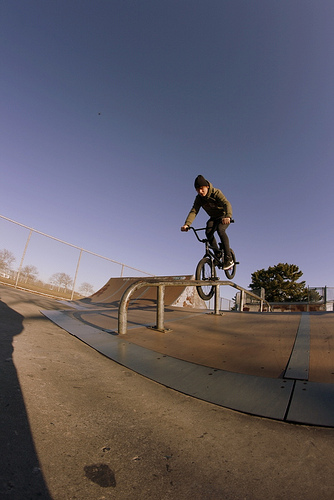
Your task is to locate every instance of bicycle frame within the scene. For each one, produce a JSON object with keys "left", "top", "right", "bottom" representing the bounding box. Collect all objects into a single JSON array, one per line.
[
  {"left": 188, "top": 221, "right": 237, "bottom": 300},
  {"left": 189, "top": 227, "right": 221, "bottom": 266},
  {"left": 189, "top": 217, "right": 235, "bottom": 265}
]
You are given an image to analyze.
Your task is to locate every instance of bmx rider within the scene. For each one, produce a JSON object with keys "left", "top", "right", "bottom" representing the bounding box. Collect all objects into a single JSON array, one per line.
[{"left": 181, "top": 175, "right": 234, "bottom": 271}]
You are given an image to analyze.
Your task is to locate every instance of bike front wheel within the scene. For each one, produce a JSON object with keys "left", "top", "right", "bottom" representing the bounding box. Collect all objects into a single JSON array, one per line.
[
  {"left": 224, "top": 249, "right": 237, "bottom": 280},
  {"left": 195, "top": 257, "right": 216, "bottom": 300}
]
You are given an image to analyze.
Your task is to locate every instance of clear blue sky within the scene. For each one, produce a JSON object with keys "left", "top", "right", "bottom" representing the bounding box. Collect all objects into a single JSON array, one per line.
[{"left": 1, "top": 0, "right": 333, "bottom": 297}]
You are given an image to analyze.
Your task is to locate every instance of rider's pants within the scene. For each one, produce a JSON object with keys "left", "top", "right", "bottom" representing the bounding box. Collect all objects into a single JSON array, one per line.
[{"left": 206, "top": 218, "right": 231, "bottom": 260}]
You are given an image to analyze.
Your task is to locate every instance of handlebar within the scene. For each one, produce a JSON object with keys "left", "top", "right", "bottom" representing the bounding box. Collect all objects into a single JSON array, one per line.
[
  {"left": 188, "top": 226, "right": 207, "bottom": 243},
  {"left": 187, "top": 219, "right": 234, "bottom": 243}
]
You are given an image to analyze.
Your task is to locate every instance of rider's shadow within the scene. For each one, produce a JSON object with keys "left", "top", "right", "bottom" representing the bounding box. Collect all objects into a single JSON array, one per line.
[{"left": 0, "top": 298, "right": 51, "bottom": 498}]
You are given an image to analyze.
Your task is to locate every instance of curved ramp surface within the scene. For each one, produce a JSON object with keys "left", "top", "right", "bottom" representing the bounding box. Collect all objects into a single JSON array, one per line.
[
  {"left": 76, "top": 275, "right": 205, "bottom": 309},
  {"left": 43, "top": 278, "right": 334, "bottom": 427}
]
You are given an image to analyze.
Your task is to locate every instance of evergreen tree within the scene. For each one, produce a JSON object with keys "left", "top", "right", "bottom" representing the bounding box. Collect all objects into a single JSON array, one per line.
[{"left": 249, "top": 263, "right": 308, "bottom": 302}]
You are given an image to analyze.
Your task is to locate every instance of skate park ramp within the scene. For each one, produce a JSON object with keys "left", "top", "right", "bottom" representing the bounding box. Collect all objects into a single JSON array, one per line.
[
  {"left": 73, "top": 275, "right": 205, "bottom": 309},
  {"left": 42, "top": 276, "right": 334, "bottom": 427}
]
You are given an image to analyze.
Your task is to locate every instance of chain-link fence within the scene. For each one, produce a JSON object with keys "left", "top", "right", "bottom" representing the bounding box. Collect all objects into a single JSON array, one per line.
[
  {"left": 2, "top": 214, "right": 332, "bottom": 309},
  {"left": 325, "top": 287, "right": 334, "bottom": 303},
  {"left": 234, "top": 286, "right": 334, "bottom": 312},
  {"left": 308, "top": 286, "right": 334, "bottom": 311},
  {"left": 0, "top": 214, "right": 154, "bottom": 300}
]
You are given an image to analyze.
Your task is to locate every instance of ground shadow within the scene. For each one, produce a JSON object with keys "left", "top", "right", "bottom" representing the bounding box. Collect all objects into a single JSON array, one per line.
[{"left": 0, "top": 298, "right": 51, "bottom": 498}]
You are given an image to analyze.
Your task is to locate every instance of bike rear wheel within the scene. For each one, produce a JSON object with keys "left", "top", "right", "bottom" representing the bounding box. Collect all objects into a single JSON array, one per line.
[
  {"left": 195, "top": 257, "right": 216, "bottom": 300},
  {"left": 224, "top": 249, "right": 237, "bottom": 279}
]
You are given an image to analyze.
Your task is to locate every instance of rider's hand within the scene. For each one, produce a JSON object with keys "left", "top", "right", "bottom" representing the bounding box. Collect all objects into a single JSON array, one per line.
[
  {"left": 181, "top": 225, "right": 189, "bottom": 232},
  {"left": 222, "top": 217, "right": 230, "bottom": 225}
]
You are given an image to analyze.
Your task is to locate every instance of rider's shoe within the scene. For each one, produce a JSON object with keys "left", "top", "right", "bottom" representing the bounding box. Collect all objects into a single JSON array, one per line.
[{"left": 223, "top": 258, "right": 234, "bottom": 271}]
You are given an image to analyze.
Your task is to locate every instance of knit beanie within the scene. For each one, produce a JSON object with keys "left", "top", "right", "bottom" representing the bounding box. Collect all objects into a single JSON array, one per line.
[{"left": 194, "top": 175, "right": 209, "bottom": 189}]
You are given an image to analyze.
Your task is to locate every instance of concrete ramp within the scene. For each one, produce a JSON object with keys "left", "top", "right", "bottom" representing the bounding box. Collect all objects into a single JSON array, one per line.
[
  {"left": 43, "top": 276, "right": 334, "bottom": 427},
  {"left": 76, "top": 275, "right": 206, "bottom": 309}
]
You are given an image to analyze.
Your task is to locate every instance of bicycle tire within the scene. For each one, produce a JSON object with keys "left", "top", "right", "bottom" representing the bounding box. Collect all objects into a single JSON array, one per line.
[
  {"left": 195, "top": 257, "right": 216, "bottom": 300},
  {"left": 224, "top": 249, "right": 237, "bottom": 280}
]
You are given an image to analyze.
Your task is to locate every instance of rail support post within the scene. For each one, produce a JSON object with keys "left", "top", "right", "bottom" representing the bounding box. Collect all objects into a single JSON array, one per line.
[
  {"left": 157, "top": 284, "right": 165, "bottom": 331},
  {"left": 148, "top": 284, "right": 171, "bottom": 332},
  {"left": 240, "top": 289, "right": 245, "bottom": 311},
  {"left": 214, "top": 285, "right": 220, "bottom": 314}
]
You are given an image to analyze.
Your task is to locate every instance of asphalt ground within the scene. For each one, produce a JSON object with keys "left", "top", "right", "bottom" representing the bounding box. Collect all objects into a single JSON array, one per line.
[{"left": 1, "top": 284, "right": 334, "bottom": 500}]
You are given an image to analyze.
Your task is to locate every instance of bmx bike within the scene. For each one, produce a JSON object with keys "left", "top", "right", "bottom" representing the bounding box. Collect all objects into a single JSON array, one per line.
[{"left": 188, "top": 220, "right": 238, "bottom": 301}]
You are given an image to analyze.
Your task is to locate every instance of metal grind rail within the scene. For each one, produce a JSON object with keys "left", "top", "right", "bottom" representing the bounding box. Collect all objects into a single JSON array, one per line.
[{"left": 118, "top": 278, "right": 272, "bottom": 334}]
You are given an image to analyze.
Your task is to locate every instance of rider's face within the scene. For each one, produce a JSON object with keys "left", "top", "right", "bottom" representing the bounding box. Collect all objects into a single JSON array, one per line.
[{"left": 196, "top": 186, "right": 209, "bottom": 197}]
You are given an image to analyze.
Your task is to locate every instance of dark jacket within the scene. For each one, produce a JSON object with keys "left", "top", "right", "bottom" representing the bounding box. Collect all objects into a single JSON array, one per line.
[{"left": 184, "top": 182, "right": 232, "bottom": 226}]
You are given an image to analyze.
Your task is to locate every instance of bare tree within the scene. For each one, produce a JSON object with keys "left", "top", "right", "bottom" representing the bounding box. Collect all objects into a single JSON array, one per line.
[
  {"left": 49, "top": 272, "right": 73, "bottom": 292},
  {"left": 0, "top": 249, "right": 15, "bottom": 273},
  {"left": 79, "top": 282, "right": 94, "bottom": 296},
  {"left": 20, "top": 265, "right": 39, "bottom": 283}
]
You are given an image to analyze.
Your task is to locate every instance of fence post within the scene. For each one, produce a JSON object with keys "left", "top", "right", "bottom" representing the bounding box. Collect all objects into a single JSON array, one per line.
[
  {"left": 260, "top": 287, "right": 265, "bottom": 312},
  {"left": 71, "top": 249, "right": 83, "bottom": 301},
  {"left": 15, "top": 229, "right": 32, "bottom": 288}
]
